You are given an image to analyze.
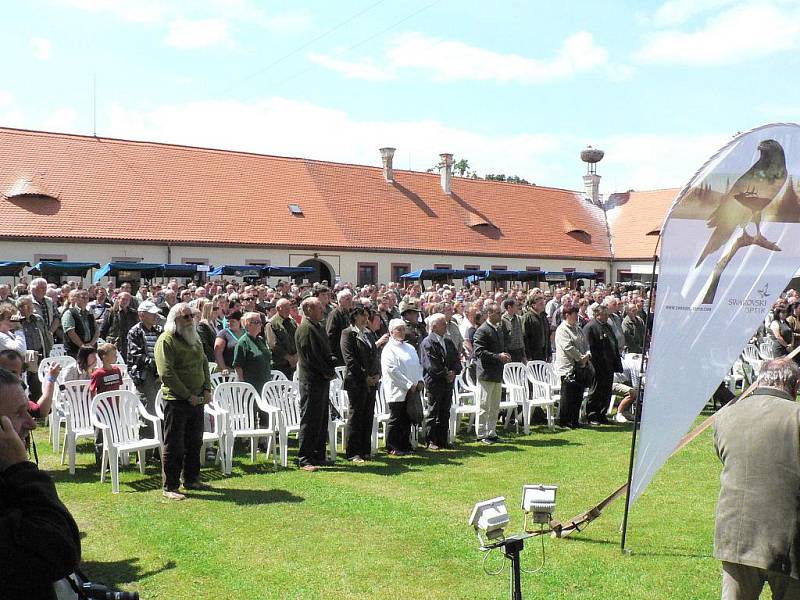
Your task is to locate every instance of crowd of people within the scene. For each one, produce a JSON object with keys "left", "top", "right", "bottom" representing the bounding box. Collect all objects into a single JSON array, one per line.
[{"left": 0, "top": 274, "right": 654, "bottom": 498}]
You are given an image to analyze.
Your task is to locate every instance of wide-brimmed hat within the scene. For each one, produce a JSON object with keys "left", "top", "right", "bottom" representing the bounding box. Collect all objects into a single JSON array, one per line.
[{"left": 399, "top": 298, "right": 421, "bottom": 314}]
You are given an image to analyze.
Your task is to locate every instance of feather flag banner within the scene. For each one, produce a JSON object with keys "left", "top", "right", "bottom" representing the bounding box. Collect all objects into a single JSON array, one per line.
[{"left": 631, "top": 123, "right": 800, "bottom": 503}]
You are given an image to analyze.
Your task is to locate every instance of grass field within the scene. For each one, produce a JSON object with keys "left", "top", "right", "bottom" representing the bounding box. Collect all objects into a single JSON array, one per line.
[{"left": 39, "top": 410, "right": 728, "bottom": 599}]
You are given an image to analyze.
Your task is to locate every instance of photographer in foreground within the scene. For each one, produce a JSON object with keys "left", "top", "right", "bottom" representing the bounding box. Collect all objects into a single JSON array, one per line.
[{"left": 0, "top": 367, "right": 81, "bottom": 600}]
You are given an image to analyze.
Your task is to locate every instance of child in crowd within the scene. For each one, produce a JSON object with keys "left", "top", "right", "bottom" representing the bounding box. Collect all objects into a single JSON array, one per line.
[{"left": 90, "top": 343, "right": 123, "bottom": 466}]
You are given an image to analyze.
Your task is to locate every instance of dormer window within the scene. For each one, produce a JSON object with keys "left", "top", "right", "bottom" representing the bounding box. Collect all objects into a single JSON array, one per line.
[{"left": 288, "top": 203, "right": 303, "bottom": 215}]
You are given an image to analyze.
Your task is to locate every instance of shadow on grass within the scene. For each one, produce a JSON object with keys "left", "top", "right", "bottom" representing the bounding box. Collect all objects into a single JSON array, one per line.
[
  {"left": 81, "top": 557, "right": 176, "bottom": 589},
  {"left": 195, "top": 487, "right": 304, "bottom": 505},
  {"left": 562, "top": 535, "right": 712, "bottom": 559}
]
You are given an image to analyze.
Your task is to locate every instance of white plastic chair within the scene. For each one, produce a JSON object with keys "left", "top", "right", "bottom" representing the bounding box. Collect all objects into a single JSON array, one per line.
[
  {"left": 741, "top": 344, "right": 764, "bottom": 381},
  {"left": 210, "top": 371, "right": 239, "bottom": 389},
  {"left": 759, "top": 341, "right": 777, "bottom": 361},
  {"left": 371, "top": 386, "right": 391, "bottom": 455},
  {"left": 270, "top": 370, "right": 289, "bottom": 381},
  {"left": 334, "top": 365, "right": 347, "bottom": 383},
  {"left": 91, "top": 390, "right": 162, "bottom": 494},
  {"left": 214, "top": 381, "right": 279, "bottom": 473},
  {"left": 499, "top": 362, "right": 527, "bottom": 433},
  {"left": 59, "top": 380, "right": 94, "bottom": 474},
  {"left": 39, "top": 356, "right": 76, "bottom": 454},
  {"left": 449, "top": 369, "right": 479, "bottom": 444},
  {"left": 49, "top": 343, "right": 66, "bottom": 358},
  {"left": 260, "top": 380, "right": 301, "bottom": 467},
  {"left": 327, "top": 378, "right": 349, "bottom": 459}
]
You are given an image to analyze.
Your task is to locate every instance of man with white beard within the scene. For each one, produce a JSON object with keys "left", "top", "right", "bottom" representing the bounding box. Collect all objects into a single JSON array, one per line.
[{"left": 155, "top": 303, "right": 212, "bottom": 500}]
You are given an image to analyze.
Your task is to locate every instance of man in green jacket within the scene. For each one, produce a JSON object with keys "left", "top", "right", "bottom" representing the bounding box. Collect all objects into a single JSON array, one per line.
[{"left": 155, "top": 303, "right": 211, "bottom": 500}]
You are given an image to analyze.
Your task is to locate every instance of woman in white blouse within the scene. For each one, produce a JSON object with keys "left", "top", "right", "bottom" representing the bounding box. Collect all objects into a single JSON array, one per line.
[
  {"left": 381, "top": 318, "right": 424, "bottom": 456},
  {"left": 0, "top": 305, "right": 27, "bottom": 358}
]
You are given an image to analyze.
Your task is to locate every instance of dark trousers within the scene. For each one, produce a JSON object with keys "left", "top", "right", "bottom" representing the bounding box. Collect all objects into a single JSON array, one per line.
[
  {"left": 27, "top": 371, "right": 42, "bottom": 407},
  {"left": 345, "top": 385, "right": 375, "bottom": 459},
  {"left": 424, "top": 385, "right": 453, "bottom": 447},
  {"left": 509, "top": 348, "right": 526, "bottom": 363},
  {"left": 387, "top": 400, "right": 412, "bottom": 452},
  {"left": 162, "top": 400, "right": 205, "bottom": 490},
  {"left": 587, "top": 371, "right": 613, "bottom": 421},
  {"left": 274, "top": 363, "right": 295, "bottom": 380},
  {"left": 298, "top": 380, "right": 330, "bottom": 466},
  {"left": 559, "top": 377, "right": 585, "bottom": 428}
]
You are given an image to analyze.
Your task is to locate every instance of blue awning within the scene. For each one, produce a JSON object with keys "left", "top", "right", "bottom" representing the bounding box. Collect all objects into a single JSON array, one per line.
[
  {"left": 399, "top": 269, "right": 484, "bottom": 281},
  {"left": 29, "top": 261, "right": 101, "bottom": 276},
  {"left": 0, "top": 261, "right": 30, "bottom": 276},
  {"left": 208, "top": 265, "right": 315, "bottom": 277},
  {"left": 462, "top": 269, "right": 545, "bottom": 282},
  {"left": 93, "top": 262, "right": 165, "bottom": 282},
  {"left": 160, "top": 263, "right": 205, "bottom": 277}
]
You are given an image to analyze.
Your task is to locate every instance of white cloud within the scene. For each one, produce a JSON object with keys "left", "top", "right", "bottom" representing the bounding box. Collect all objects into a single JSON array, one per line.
[
  {"left": 307, "top": 54, "right": 394, "bottom": 82},
  {"left": 311, "top": 32, "right": 631, "bottom": 84},
  {"left": 164, "top": 18, "right": 230, "bottom": 50},
  {"left": 30, "top": 37, "right": 52, "bottom": 60},
  {"left": 598, "top": 133, "right": 731, "bottom": 191},
  {"left": 57, "top": 0, "right": 167, "bottom": 24},
  {"left": 0, "top": 90, "right": 13, "bottom": 107},
  {"left": 40, "top": 108, "right": 79, "bottom": 133},
  {"left": 648, "top": 0, "right": 741, "bottom": 26},
  {"left": 636, "top": 2, "right": 800, "bottom": 65},
  {"left": 103, "top": 97, "right": 564, "bottom": 183}
]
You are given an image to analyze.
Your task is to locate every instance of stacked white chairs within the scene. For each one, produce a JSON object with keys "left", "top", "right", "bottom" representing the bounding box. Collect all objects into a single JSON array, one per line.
[
  {"left": 215, "top": 381, "right": 279, "bottom": 473},
  {"left": 153, "top": 390, "right": 227, "bottom": 469},
  {"left": 59, "top": 380, "right": 94, "bottom": 474},
  {"left": 38, "top": 355, "right": 76, "bottom": 454},
  {"left": 91, "top": 390, "right": 162, "bottom": 494},
  {"left": 259, "top": 380, "right": 298, "bottom": 468},
  {"left": 210, "top": 371, "right": 238, "bottom": 389},
  {"left": 524, "top": 362, "right": 558, "bottom": 431},
  {"left": 49, "top": 344, "right": 66, "bottom": 358},
  {"left": 526, "top": 361, "right": 560, "bottom": 403},
  {"left": 370, "top": 386, "right": 391, "bottom": 455},
  {"left": 270, "top": 370, "right": 289, "bottom": 381},
  {"left": 449, "top": 369, "right": 479, "bottom": 444}
]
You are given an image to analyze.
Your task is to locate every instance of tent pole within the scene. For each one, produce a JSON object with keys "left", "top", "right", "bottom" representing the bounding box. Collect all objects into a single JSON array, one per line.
[{"left": 620, "top": 252, "right": 659, "bottom": 552}]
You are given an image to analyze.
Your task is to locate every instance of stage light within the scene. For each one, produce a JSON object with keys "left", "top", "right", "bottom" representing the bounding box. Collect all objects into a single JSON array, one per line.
[
  {"left": 469, "top": 497, "right": 510, "bottom": 546},
  {"left": 522, "top": 485, "right": 557, "bottom": 529}
]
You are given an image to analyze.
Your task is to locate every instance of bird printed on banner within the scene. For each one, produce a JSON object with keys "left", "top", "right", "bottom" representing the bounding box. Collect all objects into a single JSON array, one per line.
[{"left": 695, "top": 139, "right": 787, "bottom": 268}]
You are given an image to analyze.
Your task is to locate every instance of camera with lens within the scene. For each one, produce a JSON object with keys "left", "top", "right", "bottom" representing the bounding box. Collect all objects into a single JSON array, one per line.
[{"left": 62, "top": 570, "right": 139, "bottom": 600}]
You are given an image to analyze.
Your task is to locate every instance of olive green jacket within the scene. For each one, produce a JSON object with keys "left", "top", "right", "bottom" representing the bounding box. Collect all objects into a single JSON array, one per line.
[{"left": 154, "top": 330, "right": 211, "bottom": 402}]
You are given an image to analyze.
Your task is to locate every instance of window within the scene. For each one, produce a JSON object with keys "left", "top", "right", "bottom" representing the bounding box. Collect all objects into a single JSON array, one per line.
[
  {"left": 594, "top": 269, "right": 606, "bottom": 284},
  {"left": 111, "top": 257, "right": 143, "bottom": 263},
  {"left": 563, "top": 267, "right": 575, "bottom": 273},
  {"left": 391, "top": 263, "right": 411, "bottom": 283},
  {"left": 288, "top": 203, "right": 303, "bottom": 215},
  {"left": 433, "top": 263, "right": 452, "bottom": 270},
  {"left": 525, "top": 266, "right": 540, "bottom": 271},
  {"left": 491, "top": 265, "right": 508, "bottom": 271},
  {"left": 357, "top": 262, "right": 378, "bottom": 286},
  {"left": 245, "top": 259, "right": 271, "bottom": 267},
  {"left": 182, "top": 258, "right": 209, "bottom": 265},
  {"left": 464, "top": 264, "right": 480, "bottom": 271},
  {"left": 34, "top": 254, "right": 66, "bottom": 262}
]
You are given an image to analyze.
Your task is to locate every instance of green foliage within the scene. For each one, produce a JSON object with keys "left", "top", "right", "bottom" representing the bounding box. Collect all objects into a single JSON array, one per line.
[{"left": 40, "top": 416, "right": 723, "bottom": 599}]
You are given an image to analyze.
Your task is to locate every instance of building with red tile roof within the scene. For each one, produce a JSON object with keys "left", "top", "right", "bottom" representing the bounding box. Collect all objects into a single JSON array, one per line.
[{"left": 0, "top": 126, "right": 677, "bottom": 285}]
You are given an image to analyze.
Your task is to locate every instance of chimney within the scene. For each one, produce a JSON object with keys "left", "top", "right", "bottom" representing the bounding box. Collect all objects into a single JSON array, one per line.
[
  {"left": 439, "top": 152, "right": 453, "bottom": 194},
  {"left": 379, "top": 147, "right": 396, "bottom": 183},
  {"left": 580, "top": 145, "right": 604, "bottom": 205},
  {"left": 583, "top": 173, "right": 601, "bottom": 205}
]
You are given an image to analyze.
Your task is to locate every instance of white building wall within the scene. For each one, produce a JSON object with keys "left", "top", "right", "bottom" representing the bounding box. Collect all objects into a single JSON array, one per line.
[{"left": 0, "top": 240, "right": 612, "bottom": 284}]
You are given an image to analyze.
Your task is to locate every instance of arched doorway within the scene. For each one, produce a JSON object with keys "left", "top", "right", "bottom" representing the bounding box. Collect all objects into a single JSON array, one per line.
[{"left": 297, "top": 259, "right": 334, "bottom": 285}]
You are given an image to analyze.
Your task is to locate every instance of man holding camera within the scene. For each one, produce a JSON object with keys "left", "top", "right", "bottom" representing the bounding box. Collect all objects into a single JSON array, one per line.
[{"left": 0, "top": 367, "right": 81, "bottom": 599}]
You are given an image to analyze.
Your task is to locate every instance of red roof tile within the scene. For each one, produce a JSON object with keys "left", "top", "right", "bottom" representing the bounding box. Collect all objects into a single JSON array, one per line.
[
  {"left": 0, "top": 127, "right": 613, "bottom": 259},
  {"left": 606, "top": 188, "right": 679, "bottom": 260}
]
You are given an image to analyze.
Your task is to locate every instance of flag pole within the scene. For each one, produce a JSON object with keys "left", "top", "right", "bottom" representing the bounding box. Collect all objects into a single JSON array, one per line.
[{"left": 620, "top": 250, "right": 660, "bottom": 552}]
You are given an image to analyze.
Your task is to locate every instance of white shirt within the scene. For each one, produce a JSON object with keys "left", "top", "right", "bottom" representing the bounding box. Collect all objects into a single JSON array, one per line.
[
  {"left": 381, "top": 338, "right": 423, "bottom": 404},
  {"left": 0, "top": 328, "right": 27, "bottom": 357}
]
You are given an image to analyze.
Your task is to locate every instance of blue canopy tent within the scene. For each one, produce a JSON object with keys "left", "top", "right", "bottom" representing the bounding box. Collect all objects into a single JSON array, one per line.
[
  {"left": 399, "top": 268, "right": 484, "bottom": 281},
  {"left": 29, "top": 261, "right": 101, "bottom": 278},
  {"left": 0, "top": 261, "right": 30, "bottom": 277},
  {"left": 93, "top": 262, "right": 165, "bottom": 283},
  {"left": 208, "top": 265, "right": 315, "bottom": 279},
  {"left": 564, "top": 271, "right": 598, "bottom": 280}
]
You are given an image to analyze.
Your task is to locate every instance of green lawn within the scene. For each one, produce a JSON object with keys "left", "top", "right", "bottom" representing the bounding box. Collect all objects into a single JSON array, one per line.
[{"left": 38, "top": 413, "right": 728, "bottom": 599}]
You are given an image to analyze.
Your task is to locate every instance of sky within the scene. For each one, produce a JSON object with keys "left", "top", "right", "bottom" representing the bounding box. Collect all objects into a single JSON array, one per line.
[{"left": 1, "top": 0, "right": 799, "bottom": 194}]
